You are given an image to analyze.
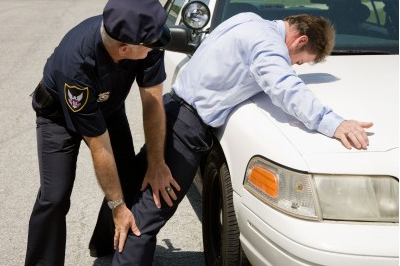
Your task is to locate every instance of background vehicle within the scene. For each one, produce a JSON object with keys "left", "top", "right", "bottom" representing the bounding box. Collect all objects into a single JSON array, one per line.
[{"left": 163, "top": 0, "right": 399, "bottom": 265}]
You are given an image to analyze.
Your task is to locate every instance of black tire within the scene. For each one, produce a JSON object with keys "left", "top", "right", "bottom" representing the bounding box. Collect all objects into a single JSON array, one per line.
[{"left": 202, "top": 149, "right": 251, "bottom": 266}]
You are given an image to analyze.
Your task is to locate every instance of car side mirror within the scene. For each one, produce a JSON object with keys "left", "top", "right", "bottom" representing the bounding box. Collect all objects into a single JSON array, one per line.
[
  {"left": 165, "top": 25, "right": 197, "bottom": 54},
  {"left": 165, "top": 1, "right": 210, "bottom": 55}
]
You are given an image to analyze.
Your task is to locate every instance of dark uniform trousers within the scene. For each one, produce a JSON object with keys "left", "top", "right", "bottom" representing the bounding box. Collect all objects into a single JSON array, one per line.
[
  {"left": 89, "top": 93, "right": 213, "bottom": 266},
  {"left": 25, "top": 83, "right": 145, "bottom": 266}
]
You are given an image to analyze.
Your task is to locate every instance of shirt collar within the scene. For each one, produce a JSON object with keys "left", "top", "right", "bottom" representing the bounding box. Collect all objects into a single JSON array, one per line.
[
  {"left": 275, "top": 20, "right": 291, "bottom": 62},
  {"left": 94, "top": 23, "right": 127, "bottom": 80},
  {"left": 276, "top": 20, "right": 286, "bottom": 43}
]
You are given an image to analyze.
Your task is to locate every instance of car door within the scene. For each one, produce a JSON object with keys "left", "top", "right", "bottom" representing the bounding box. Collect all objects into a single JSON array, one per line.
[
  {"left": 164, "top": 0, "right": 191, "bottom": 91},
  {"left": 163, "top": 0, "right": 216, "bottom": 91}
]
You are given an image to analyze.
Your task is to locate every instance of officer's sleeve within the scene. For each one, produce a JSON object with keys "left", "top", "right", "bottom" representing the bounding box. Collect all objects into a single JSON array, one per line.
[
  {"left": 57, "top": 76, "right": 107, "bottom": 137},
  {"left": 136, "top": 49, "right": 166, "bottom": 87}
]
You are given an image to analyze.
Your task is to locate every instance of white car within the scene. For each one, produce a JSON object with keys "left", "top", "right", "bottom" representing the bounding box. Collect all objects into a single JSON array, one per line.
[{"left": 163, "top": 0, "right": 399, "bottom": 265}]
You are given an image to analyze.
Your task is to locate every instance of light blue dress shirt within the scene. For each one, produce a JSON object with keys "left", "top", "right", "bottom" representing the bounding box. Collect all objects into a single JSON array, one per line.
[{"left": 172, "top": 13, "right": 344, "bottom": 137}]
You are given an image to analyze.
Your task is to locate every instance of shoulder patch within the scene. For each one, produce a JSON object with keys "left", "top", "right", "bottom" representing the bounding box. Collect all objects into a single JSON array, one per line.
[{"left": 64, "top": 83, "right": 89, "bottom": 112}]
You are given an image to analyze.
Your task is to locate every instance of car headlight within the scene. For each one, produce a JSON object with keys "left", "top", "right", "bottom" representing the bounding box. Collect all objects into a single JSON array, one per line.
[
  {"left": 244, "top": 157, "right": 321, "bottom": 220},
  {"left": 244, "top": 156, "right": 399, "bottom": 222},
  {"left": 314, "top": 175, "right": 398, "bottom": 222}
]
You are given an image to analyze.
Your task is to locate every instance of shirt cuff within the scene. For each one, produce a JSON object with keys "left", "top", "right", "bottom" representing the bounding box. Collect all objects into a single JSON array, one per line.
[{"left": 317, "top": 111, "right": 345, "bottom": 137}]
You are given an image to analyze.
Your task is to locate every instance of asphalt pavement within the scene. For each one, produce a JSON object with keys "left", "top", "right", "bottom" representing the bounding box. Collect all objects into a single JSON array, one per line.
[{"left": 0, "top": 1, "right": 205, "bottom": 265}]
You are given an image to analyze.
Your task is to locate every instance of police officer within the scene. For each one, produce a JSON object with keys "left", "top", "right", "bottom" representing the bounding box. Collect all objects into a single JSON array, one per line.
[{"left": 25, "top": 0, "right": 179, "bottom": 265}]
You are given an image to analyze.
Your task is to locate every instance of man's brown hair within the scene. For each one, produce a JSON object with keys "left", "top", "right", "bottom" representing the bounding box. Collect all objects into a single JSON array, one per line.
[{"left": 284, "top": 14, "right": 335, "bottom": 63}]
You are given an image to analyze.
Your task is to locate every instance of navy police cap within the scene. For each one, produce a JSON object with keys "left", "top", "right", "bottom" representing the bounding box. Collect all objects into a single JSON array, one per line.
[{"left": 103, "top": 0, "right": 170, "bottom": 48}]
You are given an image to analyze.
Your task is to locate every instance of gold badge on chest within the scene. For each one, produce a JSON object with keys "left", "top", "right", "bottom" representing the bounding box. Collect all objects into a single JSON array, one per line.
[{"left": 97, "top": 91, "right": 110, "bottom": 102}]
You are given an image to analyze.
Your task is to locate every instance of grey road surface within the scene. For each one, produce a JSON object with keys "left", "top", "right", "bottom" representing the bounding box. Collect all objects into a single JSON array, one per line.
[{"left": 0, "top": 1, "right": 205, "bottom": 266}]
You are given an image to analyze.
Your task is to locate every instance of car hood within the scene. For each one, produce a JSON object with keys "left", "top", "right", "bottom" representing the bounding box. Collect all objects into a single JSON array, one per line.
[{"left": 251, "top": 55, "right": 398, "bottom": 174}]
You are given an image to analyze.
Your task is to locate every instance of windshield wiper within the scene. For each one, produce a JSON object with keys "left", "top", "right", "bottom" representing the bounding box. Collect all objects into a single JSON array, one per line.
[{"left": 332, "top": 50, "right": 391, "bottom": 55}]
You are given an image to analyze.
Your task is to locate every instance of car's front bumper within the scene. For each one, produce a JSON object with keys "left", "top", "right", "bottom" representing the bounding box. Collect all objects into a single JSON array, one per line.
[{"left": 235, "top": 191, "right": 399, "bottom": 266}]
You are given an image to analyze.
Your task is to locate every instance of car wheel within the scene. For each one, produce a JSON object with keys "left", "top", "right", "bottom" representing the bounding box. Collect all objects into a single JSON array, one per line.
[{"left": 202, "top": 149, "right": 251, "bottom": 266}]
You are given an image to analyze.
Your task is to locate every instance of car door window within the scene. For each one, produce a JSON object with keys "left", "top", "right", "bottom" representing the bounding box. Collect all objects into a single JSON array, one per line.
[{"left": 166, "top": 0, "right": 187, "bottom": 26}]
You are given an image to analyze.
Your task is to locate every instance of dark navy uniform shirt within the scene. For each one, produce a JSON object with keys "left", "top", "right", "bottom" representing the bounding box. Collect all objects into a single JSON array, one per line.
[{"left": 43, "top": 15, "right": 166, "bottom": 137}]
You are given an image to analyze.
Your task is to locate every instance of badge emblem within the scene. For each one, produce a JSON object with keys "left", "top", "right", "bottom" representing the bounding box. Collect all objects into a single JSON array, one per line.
[
  {"left": 97, "top": 91, "right": 110, "bottom": 102},
  {"left": 64, "top": 83, "right": 89, "bottom": 112}
]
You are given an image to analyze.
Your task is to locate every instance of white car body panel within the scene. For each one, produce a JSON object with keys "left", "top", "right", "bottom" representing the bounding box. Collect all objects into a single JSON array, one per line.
[
  {"left": 266, "top": 55, "right": 398, "bottom": 155},
  {"left": 164, "top": 50, "right": 189, "bottom": 92}
]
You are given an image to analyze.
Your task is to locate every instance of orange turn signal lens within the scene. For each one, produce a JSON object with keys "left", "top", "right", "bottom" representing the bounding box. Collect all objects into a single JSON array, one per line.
[{"left": 248, "top": 166, "right": 279, "bottom": 197}]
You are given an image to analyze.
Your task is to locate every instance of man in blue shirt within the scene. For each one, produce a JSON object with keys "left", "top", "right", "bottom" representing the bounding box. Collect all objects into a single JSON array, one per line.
[{"left": 173, "top": 12, "right": 372, "bottom": 147}]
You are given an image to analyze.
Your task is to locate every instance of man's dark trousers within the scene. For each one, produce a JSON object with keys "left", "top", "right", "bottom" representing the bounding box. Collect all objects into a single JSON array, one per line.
[
  {"left": 90, "top": 93, "right": 213, "bottom": 266},
  {"left": 25, "top": 103, "right": 142, "bottom": 266}
]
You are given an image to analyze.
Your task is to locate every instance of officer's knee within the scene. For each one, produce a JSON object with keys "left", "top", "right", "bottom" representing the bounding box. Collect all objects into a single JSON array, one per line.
[{"left": 36, "top": 189, "right": 72, "bottom": 215}]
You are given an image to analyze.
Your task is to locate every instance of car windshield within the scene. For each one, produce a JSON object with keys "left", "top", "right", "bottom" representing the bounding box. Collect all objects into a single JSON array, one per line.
[{"left": 214, "top": 0, "right": 399, "bottom": 54}]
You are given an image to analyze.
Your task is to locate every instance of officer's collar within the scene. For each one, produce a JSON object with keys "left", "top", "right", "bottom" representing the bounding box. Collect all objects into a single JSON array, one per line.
[{"left": 94, "top": 26, "right": 128, "bottom": 79}]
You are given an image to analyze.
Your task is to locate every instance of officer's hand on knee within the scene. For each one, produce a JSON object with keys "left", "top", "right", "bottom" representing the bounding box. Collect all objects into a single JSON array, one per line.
[{"left": 112, "top": 203, "right": 141, "bottom": 252}]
